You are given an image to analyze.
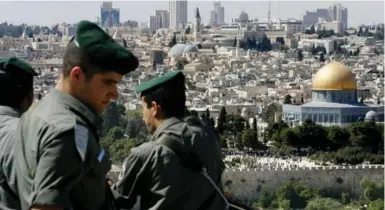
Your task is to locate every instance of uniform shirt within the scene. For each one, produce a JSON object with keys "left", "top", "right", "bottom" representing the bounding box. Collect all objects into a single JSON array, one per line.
[
  {"left": 0, "top": 106, "right": 21, "bottom": 210},
  {"left": 112, "top": 117, "right": 226, "bottom": 210},
  {"left": 14, "top": 88, "right": 111, "bottom": 210}
]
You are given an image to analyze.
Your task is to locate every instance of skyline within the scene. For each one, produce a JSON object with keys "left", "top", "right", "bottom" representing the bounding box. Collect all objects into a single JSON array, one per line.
[{"left": 0, "top": 1, "right": 383, "bottom": 27}]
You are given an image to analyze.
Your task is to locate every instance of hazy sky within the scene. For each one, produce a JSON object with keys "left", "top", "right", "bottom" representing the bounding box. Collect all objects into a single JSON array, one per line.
[{"left": 0, "top": 1, "right": 383, "bottom": 26}]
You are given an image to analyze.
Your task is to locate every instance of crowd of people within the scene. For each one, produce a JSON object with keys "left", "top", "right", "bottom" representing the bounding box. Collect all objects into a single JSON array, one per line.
[{"left": 222, "top": 149, "right": 324, "bottom": 169}]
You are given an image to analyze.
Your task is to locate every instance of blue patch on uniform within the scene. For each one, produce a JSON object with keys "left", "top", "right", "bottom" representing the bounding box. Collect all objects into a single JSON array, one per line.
[{"left": 98, "top": 149, "right": 105, "bottom": 162}]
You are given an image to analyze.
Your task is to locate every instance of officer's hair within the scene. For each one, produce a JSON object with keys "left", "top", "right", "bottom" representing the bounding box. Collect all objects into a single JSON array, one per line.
[
  {"left": 0, "top": 75, "right": 33, "bottom": 108},
  {"left": 62, "top": 41, "right": 103, "bottom": 79},
  {"left": 140, "top": 75, "right": 186, "bottom": 119}
]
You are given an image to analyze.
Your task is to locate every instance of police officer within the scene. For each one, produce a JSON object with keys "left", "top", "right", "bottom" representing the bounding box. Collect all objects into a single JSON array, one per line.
[
  {"left": 112, "top": 71, "right": 227, "bottom": 210},
  {"left": 13, "top": 20, "right": 139, "bottom": 210},
  {"left": 0, "top": 57, "right": 38, "bottom": 210}
]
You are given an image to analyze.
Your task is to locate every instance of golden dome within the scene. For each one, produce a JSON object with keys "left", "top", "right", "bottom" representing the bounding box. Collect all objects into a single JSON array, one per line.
[{"left": 312, "top": 62, "right": 357, "bottom": 90}]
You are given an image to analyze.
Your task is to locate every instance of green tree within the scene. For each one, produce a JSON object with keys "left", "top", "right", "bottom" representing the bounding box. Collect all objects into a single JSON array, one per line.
[
  {"left": 226, "top": 114, "right": 245, "bottom": 134},
  {"left": 297, "top": 50, "right": 304, "bottom": 61},
  {"left": 327, "top": 126, "right": 350, "bottom": 150},
  {"left": 276, "top": 182, "right": 320, "bottom": 209},
  {"left": 294, "top": 119, "right": 328, "bottom": 149},
  {"left": 176, "top": 60, "right": 184, "bottom": 70},
  {"left": 217, "top": 107, "right": 227, "bottom": 134},
  {"left": 102, "top": 102, "right": 121, "bottom": 136},
  {"left": 284, "top": 95, "right": 292, "bottom": 104},
  {"left": 185, "top": 26, "right": 191, "bottom": 34},
  {"left": 306, "top": 198, "right": 343, "bottom": 210},
  {"left": 168, "top": 33, "right": 177, "bottom": 47},
  {"left": 125, "top": 111, "right": 148, "bottom": 140},
  {"left": 319, "top": 53, "right": 325, "bottom": 62},
  {"left": 280, "top": 128, "right": 299, "bottom": 147},
  {"left": 368, "top": 199, "right": 384, "bottom": 210},
  {"left": 242, "top": 129, "right": 261, "bottom": 150},
  {"left": 349, "top": 122, "right": 383, "bottom": 153},
  {"left": 360, "top": 177, "right": 384, "bottom": 202},
  {"left": 109, "top": 138, "right": 136, "bottom": 163}
]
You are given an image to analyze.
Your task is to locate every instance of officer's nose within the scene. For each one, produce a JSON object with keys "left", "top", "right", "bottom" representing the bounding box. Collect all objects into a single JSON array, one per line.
[{"left": 109, "top": 86, "right": 119, "bottom": 101}]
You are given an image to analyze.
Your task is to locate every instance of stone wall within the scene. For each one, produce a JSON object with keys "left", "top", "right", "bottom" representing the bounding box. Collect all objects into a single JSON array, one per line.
[
  {"left": 222, "top": 165, "right": 384, "bottom": 205},
  {"left": 108, "top": 165, "right": 384, "bottom": 205}
]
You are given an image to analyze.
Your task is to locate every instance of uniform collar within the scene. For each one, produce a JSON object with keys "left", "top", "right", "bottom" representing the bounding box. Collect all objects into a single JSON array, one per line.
[
  {"left": 47, "top": 88, "right": 103, "bottom": 131},
  {"left": 0, "top": 106, "right": 22, "bottom": 118},
  {"left": 151, "top": 117, "right": 182, "bottom": 140}
]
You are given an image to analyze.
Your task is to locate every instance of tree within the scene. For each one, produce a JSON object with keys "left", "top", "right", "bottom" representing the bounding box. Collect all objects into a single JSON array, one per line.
[
  {"left": 357, "top": 27, "right": 363, "bottom": 36},
  {"left": 233, "top": 37, "right": 237, "bottom": 47},
  {"left": 284, "top": 95, "right": 292, "bottom": 104},
  {"left": 297, "top": 50, "right": 304, "bottom": 61},
  {"left": 311, "top": 45, "right": 317, "bottom": 55},
  {"left": 349, "top": 122, "right": 383, "bottom": 153},
  {"left": 125, "top": 111, "right": 148, "bottom": 140},
  {"left": 109, "top": 138, "right": 137, "bottom": 163},
  {"left": 354, "top": 47, "right": 360, "bottom": 56},
  {"left": 327, "top": 126, "right": 350, "bottom": 150},
  {"left": 175, "top": 60, "right": 184, "bottom": 70},
  {"left": 168, "top": 33, "right": 177, "bottom": 48},
  {"left": 242, "top": 129, "right": 261, "bottom": 150},
  {"left": 319, "top": 53, "right": 325, "bottom": 62},
  {"left": 306, "top": 198, "right": 343, "bottom": 210},
  {"left": 102, "top": 102, "right": 121, "bottom": 136},
  {"left": 185, "top": 26, "right": 191, "bottom": 34},
  {"left": 217, "top": 107, "right": 227, "bottom": 134}
]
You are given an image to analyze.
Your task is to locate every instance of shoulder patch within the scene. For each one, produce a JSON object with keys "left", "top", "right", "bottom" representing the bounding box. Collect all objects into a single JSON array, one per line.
[{"left": 75, "top": 124, "right": 89, "bottom": 161}]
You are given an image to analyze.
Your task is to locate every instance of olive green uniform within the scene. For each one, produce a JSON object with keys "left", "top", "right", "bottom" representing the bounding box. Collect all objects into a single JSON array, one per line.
[
  {"left": 112, "top": 71, "right": 226, "bottom": 210},
  {"left": 13, "top": 20, "right": 139, "bottom": 210},
  {"left": 0, "top": 106, "right": 22, "bottom": 210},
  {"left": 0, "top": 57, "right": 38, "bottom": 210}
]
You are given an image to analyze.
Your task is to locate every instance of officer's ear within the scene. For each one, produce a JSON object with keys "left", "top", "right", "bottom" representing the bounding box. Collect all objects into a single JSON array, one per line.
[
  {"left": 69, "top": 66, "right": 86, "bottom": 84},
  {"left": 151, "top": 101, "right": 161, "bottom": 117}
]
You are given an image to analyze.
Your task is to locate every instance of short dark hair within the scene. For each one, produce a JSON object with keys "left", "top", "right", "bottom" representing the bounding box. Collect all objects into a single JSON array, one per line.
[
  {"left": 0, "top": 74, "right": 33, "bottom": 108},
  {"left": 140, "top": 74, "right": 186, "bottom": 119},
  {"left": 62, "top": 41, "right": 103, "bottom": 79}
]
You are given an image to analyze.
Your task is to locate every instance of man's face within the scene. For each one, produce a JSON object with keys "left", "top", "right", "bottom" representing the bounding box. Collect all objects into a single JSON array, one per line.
[
  {"left": 70, "top": 67, "right": 122, "bottom": 114},
  {"left": 140, "top": 96, "right": 157, "bottom": 134}
]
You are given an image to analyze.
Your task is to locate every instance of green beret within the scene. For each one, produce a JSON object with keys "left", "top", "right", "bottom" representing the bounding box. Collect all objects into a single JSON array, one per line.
[
  {"left": 136, "top": 71, "right": 185, "bottom": 93},
  {"left": 73, "top": 20, "right": 139, "bottom": 74},
  {"left": 0, "top": 57, "right": 38, "bottom": 78}
]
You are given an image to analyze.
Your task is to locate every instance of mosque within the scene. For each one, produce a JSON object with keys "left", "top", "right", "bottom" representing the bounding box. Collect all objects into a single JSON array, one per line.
[{"left": 283, "top": 62, "right": 384, "bottom": 127}]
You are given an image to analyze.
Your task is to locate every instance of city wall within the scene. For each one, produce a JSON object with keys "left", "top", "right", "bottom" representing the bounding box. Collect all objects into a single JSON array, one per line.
[{"left": 108, "top": 165, "right": 384, "bottom": 205}]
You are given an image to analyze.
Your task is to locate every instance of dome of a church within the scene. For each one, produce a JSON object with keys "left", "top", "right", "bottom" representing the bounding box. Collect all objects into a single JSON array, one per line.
[
  {"left": 239, "top": 11, "right": 249, "bottom": 22},
  {"left": 168, "top": 44, "right": 198, "bottom": 57},
  {"left": 312, "top": 62, "right": 357, "bottom": 90},
  {"left": 365, "top": 110, "right": 377, "bottom": 118}
]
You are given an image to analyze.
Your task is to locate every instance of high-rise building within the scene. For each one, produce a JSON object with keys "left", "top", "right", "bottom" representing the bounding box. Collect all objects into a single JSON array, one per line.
[
  {"left": 169, "top": 0, "right": 188, "bottom": 29},
  {"left": 100, "top": 1, "right": 120, "bottom": 28},
  {"left": 209, "top": 10, "right": 217, "bottom": 26},
  {"left": 148, "top": 10, "right": 170, "bottom": 34},
  {"left": 303, "top": 4, "right": 348, "bottom": 32},
  {"left": 302, "top": 9, "right": 330, "bottom": 28},
  {"left": 329, "top": 4, "right": 348, "bottom": 32},
  {"left": 148, "top": 15, "right": 162, "bottom": 33},
  {"left": 213, "top": 1, "right": 225, "bottom": 25},
  {"left": 155, "top": 10, "right": 170, "bottom": 28}
]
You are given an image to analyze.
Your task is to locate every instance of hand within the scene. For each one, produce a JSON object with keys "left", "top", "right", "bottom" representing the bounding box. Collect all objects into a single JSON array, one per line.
[{"left": 106, "top": 178, "right": 113, "bottom": 186}]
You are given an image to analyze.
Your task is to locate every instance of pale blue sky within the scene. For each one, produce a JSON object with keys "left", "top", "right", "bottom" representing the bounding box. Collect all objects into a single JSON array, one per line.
[{"left": 0, "top": 1, "right": 383, "bottom": 26}]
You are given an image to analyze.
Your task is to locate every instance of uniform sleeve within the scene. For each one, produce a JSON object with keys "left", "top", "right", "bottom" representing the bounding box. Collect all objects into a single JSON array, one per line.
[
  {"left": 111, "top": 151, "right": 143, "bottom": 209},
  {"left": 31, "top": 129, "right": 83, "bottom": 208}
]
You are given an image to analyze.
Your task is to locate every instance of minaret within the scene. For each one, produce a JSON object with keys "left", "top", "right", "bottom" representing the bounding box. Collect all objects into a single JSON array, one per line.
[{"left": 194, "top": 7, "right": 201, "bottom": 42}]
